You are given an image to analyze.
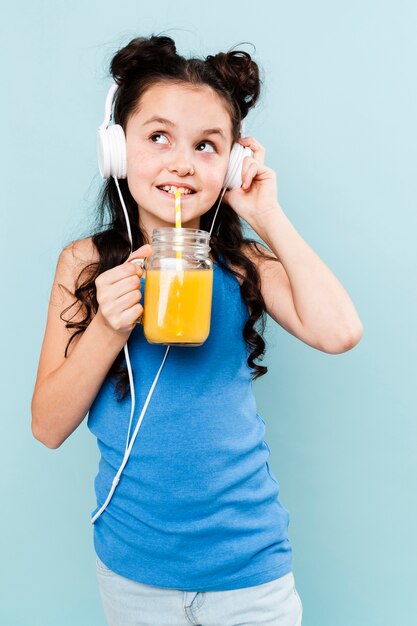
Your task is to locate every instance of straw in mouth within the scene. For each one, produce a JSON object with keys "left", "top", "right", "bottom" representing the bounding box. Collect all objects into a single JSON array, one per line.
[
  {"left": 174, "top": 190, "right": 182, "bottom": 228},
  {"left": 174, "top": 190, "right": 182, "bottom": 266}
]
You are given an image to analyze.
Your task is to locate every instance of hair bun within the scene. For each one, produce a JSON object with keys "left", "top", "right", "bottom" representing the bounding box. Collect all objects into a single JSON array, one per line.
[
  {"left": 111, "top": 35, "right": 178, "bottom": 83},
  {"left": 205, "top": 49, "right": 261, "bottom": 118}
]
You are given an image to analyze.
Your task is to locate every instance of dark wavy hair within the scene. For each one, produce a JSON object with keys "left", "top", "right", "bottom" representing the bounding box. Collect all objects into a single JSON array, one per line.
[{"left": 61, "top": 34, "right": 280, "bottom": 401}]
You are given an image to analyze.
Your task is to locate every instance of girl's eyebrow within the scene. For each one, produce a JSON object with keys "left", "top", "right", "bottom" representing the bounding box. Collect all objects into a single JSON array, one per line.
[{"left": 142, "top": 116, "right": 227, "bottom": 141}]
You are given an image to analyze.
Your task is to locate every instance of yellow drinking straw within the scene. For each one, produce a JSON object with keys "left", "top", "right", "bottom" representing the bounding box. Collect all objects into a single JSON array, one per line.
[
  {"left": 174, "top": 190, "right": 183, "bottom": 269},
  {"left": 174, "top": 189, "right": 182, "bottom": 228}
]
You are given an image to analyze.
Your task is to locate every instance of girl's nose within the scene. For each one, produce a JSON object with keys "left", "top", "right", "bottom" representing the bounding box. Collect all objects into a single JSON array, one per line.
[
  {"left": 167, "top": 153, "right": 195, "bottom": 176},
  {"left": 168, "top": 163, "right": 195, "bottom": 176}
]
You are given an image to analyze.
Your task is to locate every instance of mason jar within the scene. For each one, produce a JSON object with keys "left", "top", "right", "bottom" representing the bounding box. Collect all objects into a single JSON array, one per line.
[{"left": 139, "top": 227, "right": 213, "bottom": 346}]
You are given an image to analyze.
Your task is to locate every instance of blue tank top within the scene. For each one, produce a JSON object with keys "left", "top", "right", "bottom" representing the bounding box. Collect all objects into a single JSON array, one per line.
[{"left": 87, "top": 259, "right": 293, "bottom": 591}]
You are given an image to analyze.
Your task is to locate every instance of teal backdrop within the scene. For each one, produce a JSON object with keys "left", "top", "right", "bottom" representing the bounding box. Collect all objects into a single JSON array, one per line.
[{"left": 1, "top": 1, "right": 415, "bottom": 624}]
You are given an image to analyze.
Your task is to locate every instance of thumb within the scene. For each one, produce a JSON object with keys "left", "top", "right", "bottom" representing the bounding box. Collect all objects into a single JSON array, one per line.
[{"left": 127, "top": 244, "right": 153, "bottom": 263}]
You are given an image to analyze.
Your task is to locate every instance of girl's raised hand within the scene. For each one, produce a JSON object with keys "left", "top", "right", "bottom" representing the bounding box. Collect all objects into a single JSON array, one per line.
[{"left": 95, "top": 244, "right": 153, "bottom": 336}]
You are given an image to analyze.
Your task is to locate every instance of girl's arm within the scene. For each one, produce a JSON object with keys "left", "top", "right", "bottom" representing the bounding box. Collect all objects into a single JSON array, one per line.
[
  {"left": 224, "top": 136, "right": 364, "bottom": 353},
  {"left": 31, "top": 242, "right": 130, "bottom": 449},
  {"left": 248, "top": 207, "right": 364, "bottom": 353}
]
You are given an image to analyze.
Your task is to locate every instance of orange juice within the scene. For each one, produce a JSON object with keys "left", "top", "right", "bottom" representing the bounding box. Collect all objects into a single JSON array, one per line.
[{"left": 142, "top": 268, "right": 213, "bottom": 345}]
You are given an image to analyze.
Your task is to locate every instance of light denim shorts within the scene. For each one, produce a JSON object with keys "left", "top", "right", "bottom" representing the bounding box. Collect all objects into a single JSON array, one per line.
[{"left": 96, "top": 555, "right": 303, "bottom": 626}]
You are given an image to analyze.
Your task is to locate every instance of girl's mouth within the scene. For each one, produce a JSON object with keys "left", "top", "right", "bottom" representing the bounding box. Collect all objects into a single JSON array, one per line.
[{"left": 156, "top": 186, "right": 196, "bottom": 199}]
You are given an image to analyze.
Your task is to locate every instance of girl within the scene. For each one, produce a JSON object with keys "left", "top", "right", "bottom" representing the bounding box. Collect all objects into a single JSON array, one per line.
[{"left": 31, "top": 34, "right": 363, "bottom": 626}]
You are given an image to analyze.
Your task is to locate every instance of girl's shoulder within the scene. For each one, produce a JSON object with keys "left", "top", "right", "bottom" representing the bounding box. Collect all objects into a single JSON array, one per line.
[
  {"left": 49, "top": 236, "right": 99, "bottom": 319},
  {"left": 61, "top": 236, "right": 100, "bottom": 268},
  {"left": 52, "top": 237, "right": 100, "bottom": 318}
]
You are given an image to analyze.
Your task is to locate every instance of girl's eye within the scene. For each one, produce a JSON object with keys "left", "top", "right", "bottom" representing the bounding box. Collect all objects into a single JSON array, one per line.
[
  {"left": 150, "top": 132, "right": 216, "bottom": 153},
  {"left": 150, "top": 132, "right": 169, "bottom": 144},
  {"left": 197, "top": 141, "right": 216, "bottom": 153}
]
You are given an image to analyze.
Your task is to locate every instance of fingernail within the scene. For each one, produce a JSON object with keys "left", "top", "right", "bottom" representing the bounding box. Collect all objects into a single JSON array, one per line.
[{"left": 130, "top": 258, "right": 145, "bottom": 268}]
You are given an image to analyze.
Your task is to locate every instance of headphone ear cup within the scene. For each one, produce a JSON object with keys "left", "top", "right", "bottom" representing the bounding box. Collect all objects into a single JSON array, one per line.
[
  {"left": 97, "top": 124, "right": 127, "bottom": 179},
  {"left": 97, "top": 127, "right": 111, "bottom": 178},
  {"left": 110, "top": 125, "right": 127, "bottom": 179},
  {"left": 224, "top": 143, "right": 252, "bottom": 190}
]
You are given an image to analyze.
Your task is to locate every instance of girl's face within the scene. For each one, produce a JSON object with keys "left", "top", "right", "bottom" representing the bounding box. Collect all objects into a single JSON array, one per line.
[{"left": 125, "top": 82, "right": 234, "bottom": 238}]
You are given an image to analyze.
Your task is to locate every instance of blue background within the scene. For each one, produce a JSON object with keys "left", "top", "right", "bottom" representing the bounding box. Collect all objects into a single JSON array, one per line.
[{"left": 1, "top": 1, "right": 416, "bottom": 624}]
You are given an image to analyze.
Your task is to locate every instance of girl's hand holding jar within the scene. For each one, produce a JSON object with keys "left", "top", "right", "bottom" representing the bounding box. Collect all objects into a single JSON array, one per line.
[{"left": 94, "top": 244, "right": 153, "bottom": 335}]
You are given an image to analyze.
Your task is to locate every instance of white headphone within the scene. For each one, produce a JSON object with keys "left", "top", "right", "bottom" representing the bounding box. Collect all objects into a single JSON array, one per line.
[
  {"left": 97, "top": 82, "right": 252, "bottom": 189},
  {"left": 90, "top": 82, "right": 252, "bottom": 526}
]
